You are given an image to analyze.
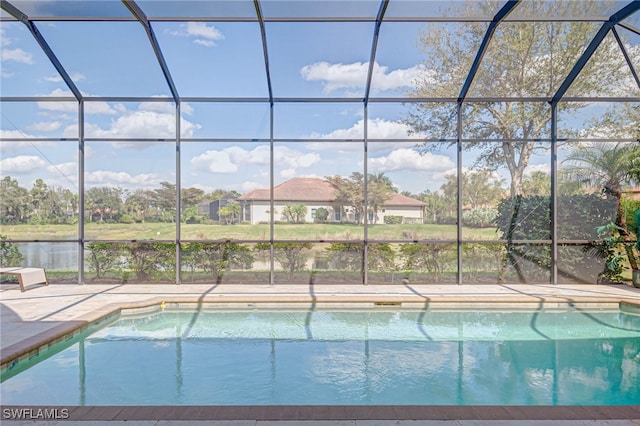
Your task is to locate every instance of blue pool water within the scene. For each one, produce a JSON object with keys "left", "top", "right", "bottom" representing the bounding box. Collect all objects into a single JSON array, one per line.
[{"left": 2, "top": 307, "right": 640, "bottom": 406}]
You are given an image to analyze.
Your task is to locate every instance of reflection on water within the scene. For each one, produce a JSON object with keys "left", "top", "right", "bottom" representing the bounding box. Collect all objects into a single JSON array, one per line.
[
  {"left": 15, "top": 242, "right": 77, "bottom": 270},
  {"left": 2, "top": 310, "right": 639, "bottom": 406}
]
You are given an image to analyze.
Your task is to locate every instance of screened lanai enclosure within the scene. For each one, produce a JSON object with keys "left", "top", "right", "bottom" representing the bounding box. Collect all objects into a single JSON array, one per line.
[{"left": 1, "top": 0, "right": 639, "bottom": 286}]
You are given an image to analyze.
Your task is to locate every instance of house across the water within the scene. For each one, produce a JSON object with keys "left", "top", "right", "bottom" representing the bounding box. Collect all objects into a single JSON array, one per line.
[{"left": 234, "top": 177, "right": 426, "bottom": 225}]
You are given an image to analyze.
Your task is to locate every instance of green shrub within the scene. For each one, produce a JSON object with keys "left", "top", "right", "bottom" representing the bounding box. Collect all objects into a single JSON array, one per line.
[
  {"left": 384, "top": 215, "right": 403, "bottom": 224},
  {"left": 314, "top": 207, "right": 329, "bottom": 223},
  {"left": 255, "top": 242, "right": 312, "bottom": 278},
  {"left": 495, "top": 194, "right": 617, "bottom": 283},
  {"left": 86, "top": 242, "right": 124, "bottom": 279},
  {"left": 183, "top": 242, "right": 253, "bottom": 284},
  {"left": 585, "top": 223, "right": 628, "bottom": 283},
  {"left": 325, "top": 242, "right": 395, "bottom": 272},
  {"left": 122, "top": 242, "right": 175, "bottom": 282},
  {"left": 622, "top": 198, "right": 640, "bottom": 236},
  {"left": 462, "top": 208, "right": 498, "bottom": 228},
  {"left": 399, "top": 243, "right": 455, "bottom": 282},
  {"left": 118, "top": 214, "right": 135, "bottom": 224},
  {"left": 0, "top": 235, "right": 23, "bottom": 267}
]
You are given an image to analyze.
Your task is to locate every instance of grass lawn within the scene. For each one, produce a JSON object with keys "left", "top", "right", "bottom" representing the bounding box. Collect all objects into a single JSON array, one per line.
[{"left": 0, "top": 222, "right": 499, "bottom": 241}]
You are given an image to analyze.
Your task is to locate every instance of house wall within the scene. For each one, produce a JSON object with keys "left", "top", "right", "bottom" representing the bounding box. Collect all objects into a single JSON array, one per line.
[
  {"left": 246, "top": 201, "right": 340, "bottom": 224},
  {"left": 246, "top": 201, "right": 423, "bottom": 224},
  {"left": 378, "top": 206, "right": 423, "bottom": 223},
  {"left": 246, "top": 201, "right": 270, "bottom": 224}
]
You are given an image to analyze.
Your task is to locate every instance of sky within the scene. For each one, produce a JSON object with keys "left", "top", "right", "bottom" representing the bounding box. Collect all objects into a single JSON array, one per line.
[{"left": 1, "top": 0, "right": 639, "bottom": 197}]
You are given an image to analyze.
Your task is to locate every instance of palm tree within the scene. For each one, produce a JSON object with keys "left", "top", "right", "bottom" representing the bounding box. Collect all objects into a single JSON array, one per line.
[
  {"left": 563, "top": 142, "right": 640, "bottom": 270},
  {"left": 368, "top": 173, "right": 394, "bottom": 224}
]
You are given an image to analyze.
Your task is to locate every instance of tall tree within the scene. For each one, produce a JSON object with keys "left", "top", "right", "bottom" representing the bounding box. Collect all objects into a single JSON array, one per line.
[
  {"left": 326, "top": 172, "right": 394, "bottom": 224},
  {"left": 181, "top": 187, "right": 205, "bottom": 209},
  {"left": 124, "top": 189, "right": 153, "bottom": 223},
  {"left": 522, "top": 171, "right": 551, "bottom": 196},
  {"left": 326, "top": 172, "right": 365, "bottom": 224},
  {"left": 407, "top": 0, "right": 630, "bottom": 197},
  {"left": 152, "top": 182, "right": 177, "bottom": 222},
  {"left": 441, "top": 170, "right": 505, "bottom": 209},
  {"left": 86, "top": 186, "right": 123, "bottom": 222},
  {"left": 416, "top": 189, "right": 451, "bottom": 224},
  {"left": 282, "top": 203, "right": 307, "bottom": 224},
  {"left": 0, "top": 177, "right": 31, "bottom": 223},
  {"left": 29, "top": 178, "right": 48, "bottom": 218},
  {"left": 367, "top": 173, "right": 394, "bottom": 224},
  {"left": 589, "top": 103, "right": 640, "bottom": 140},
  {"left": 218, "top": 200, "right": 242, "bottom": 225}
]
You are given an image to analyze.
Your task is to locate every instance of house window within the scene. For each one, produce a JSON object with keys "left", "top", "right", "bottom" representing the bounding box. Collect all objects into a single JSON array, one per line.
[
  {"left": 334, "top": 209, "right": 341, "bottom": 221},
  {"left": 311, "top": 208, "right": 317, "bottom": 219}
]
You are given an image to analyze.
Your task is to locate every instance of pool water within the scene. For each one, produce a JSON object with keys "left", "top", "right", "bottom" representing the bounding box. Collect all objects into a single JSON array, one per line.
[{"left": 2, "top": 308, "right": 640, "bottom": 406}]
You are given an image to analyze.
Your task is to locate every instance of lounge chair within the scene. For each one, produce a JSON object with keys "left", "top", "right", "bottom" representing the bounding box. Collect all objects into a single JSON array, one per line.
[{"left": 0, "top": 267, "right": 49, "bottom": 292}]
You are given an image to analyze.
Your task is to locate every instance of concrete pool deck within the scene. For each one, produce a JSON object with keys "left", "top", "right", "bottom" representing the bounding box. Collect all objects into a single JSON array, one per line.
[{"left": 1, "top": 282, "right": 640, "bottom": 423}]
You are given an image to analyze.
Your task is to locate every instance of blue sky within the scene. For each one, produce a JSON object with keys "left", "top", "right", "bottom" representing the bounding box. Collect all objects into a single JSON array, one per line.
[{"left": 1, "top": 1, "right": 639, "bottom": 197}]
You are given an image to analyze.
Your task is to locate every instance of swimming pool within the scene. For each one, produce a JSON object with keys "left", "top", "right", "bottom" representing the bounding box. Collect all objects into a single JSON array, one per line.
[{"left": 2, "top": 305, "right": 640, "bottom": 406}]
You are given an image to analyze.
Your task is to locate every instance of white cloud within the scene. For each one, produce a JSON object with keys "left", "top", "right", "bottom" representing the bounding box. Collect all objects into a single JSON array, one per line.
[
  {"left": 190, "top": 145, "right": 320, "bottom": 175},
  {"left": 46, "top": 162, "right": 78, "bottom": 182},
  {"left": 85, "top": 145, "right": 94, "bottom": 158},
  {"left": 274, "top": 146, "right": 319, "bottom": 168},
  {"left": 372, "top": 63, "right": 430, "bottom": 92},
  {"left": 181, "top": 103, "right": 194, "bottom": 115},
  {"left": 186, "top": 22, "right": 224, "bottom": 40},
  {"left": 171, "top": 22, "right": 224, "bottom": 47},
  {"left": 27, "top": 121, "right": 62, "bottom": 132},
  {"left": 47, "top": 161, "right": 77, "bottom": 176},
  {"left": 2, "top": 70, "right": 15, "bottom": 78},
  {"left": 84, "top": 101, "right": 120, "bottom": 115},
  {"left": 0, "top": 130, "right": 38, "bottom": 140},
  {"left": 138, "top": 100, "right": 177, "bottom": 114},
  {"left": 63, "top": 106, "right": 200, "bottom": 140},
  {"left": 280, "top": 168, "right": 297, "bottom": 179},
  {"left": 0, "top": 140, "right": 34, "bottom": 153},
  {"left": 305, "top": 118, "right": 420, "bottom": 152},
  {"left": 191, "top": 148, "right": 239, "bottom": 173},
  {"left": 36, "top": 89, "right": 118, "bottom": 115},
  {"left": 0, "top": 28, "right": 11, "bottom": 46},
  {"left": 240, "top": 181, "right": 263, "bottom": 192},
  {"left": 1, "top": 48, "right": 33, "bottom": 64},
  {"left": 44, "top": 73, "right": 85, "bottom": 83},
  {"left": 368, "top": 148, "right": 455, "bottom": 173},
  {"left": 85, "top": 170, "right": 161, "bottom": 189},
  {"left": 0, "top": 155, "right": 47, "bottom": 174},
  {"left": 136, "top": 99, "right": 193, "bottom": 116},
  {"left": 301, "top": 61, "right": 367, "bottom": 94},
  {"left": 301, "top": 61, "right": 426, "bottom": 94},
  {"left": 194, "top": 39, "right": 215, "bottom": 47}
]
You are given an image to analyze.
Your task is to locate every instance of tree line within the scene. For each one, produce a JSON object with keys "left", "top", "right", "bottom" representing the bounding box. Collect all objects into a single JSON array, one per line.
[
  {"left": 0, "top": 168, "right": 590, "bottom": 227},
  {"left": 0, "top": 176, "right": 239, "bottom": 225}
]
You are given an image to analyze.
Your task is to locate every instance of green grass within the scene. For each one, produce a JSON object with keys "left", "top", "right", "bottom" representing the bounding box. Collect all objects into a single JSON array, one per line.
[{"left": 0, "top": 222, "right": 499, "bottom": 241}]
